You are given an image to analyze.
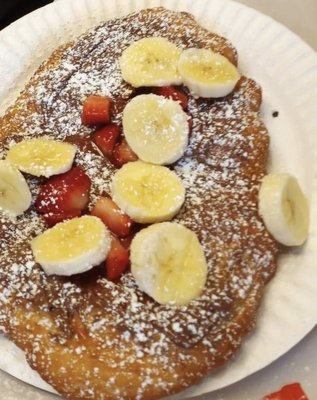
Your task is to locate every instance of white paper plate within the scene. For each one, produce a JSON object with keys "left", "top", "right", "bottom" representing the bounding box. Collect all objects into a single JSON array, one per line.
[{"left": 0, "top": 0, "right": 317, "bottom": 398}]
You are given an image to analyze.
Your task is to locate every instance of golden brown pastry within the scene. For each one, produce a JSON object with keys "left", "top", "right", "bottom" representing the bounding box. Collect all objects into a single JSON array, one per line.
[{"left": 0, "top": 7, "right": 279, "bottom": 400}]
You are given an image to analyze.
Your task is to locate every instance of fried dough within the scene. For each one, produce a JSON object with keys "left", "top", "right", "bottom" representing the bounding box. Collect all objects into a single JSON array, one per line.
[{"left": 0, "top": 7, "right": 279, "bottom": 400}]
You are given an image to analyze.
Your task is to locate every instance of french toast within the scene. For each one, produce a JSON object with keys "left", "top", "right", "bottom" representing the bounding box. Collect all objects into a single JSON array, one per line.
[{"left": 0, "top": 7, "right": 280, "bottom": 400}]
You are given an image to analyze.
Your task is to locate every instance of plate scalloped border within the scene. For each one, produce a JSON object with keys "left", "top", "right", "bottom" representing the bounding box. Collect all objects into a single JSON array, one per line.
[{"left": 0, "top": 0, "right": 317, "bottom": 398}]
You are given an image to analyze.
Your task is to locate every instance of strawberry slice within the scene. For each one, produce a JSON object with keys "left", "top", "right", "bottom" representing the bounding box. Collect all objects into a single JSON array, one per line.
[
  {"left": 92, "top": 123, "right": 121, "bottom": 158},
  {"left": 90, "top": 196, "right": 134, "bottom": 237},
  {"left": 82, "top": 95, "right": 112, "bottom": 126},
  {"left": 35, "top": 167, "right": 91, "bottom": 214},
  {"left": 153, "top": 86, "right": 188, "bottom": 110},
  {"left": 43, "top": 209, "right": 82, "bottom": 227},
  {"left": 120, "top": 233, "right": 135, "bottom": 249},
  {"left": 263, "top": 383, "right": 309, "bottom": 400},
  {"left": 105, "top": 237, "right": 130, "bottom": 281},
  {"left": 112, "top": 139, "right": 138, "bottom": 168}
]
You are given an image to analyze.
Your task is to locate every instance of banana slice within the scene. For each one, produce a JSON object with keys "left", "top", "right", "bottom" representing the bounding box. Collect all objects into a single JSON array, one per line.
[
  {"left": 120, "top": 37, "right": 182, "bottom": 87},
  {"left": 7, "top": 138, "right": 77, "bottom": 178},
  {"left": 131, "top": 222, "right": 207, "bottom": 305},
  {"left": 122, "top": 94, "right": 189, "bottom": 165},
  {"left": 0, "top": 160, "right": 32, "bottom": 216},
  {"left": 178, "top": 48, "right": 240, "bottom": 98},
  {"left": 111, "top": 160, "right": 185, "bottom": 224},
  {"left": 258, "top": 173, "right": 309, "bottom": 246},
  {"left": 31, "top": 215, "right": 111, "bottom": 276}
]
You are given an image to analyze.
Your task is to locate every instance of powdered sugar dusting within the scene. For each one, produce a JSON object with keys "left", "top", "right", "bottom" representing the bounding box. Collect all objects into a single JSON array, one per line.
[{"left": 0, "top": 7, "right": 279, "bottom": 400}]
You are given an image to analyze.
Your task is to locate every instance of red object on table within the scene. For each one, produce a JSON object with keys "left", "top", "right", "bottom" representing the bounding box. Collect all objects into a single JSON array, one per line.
[{"left": 263, "top": 383, "right": 309, "bottom": 400}]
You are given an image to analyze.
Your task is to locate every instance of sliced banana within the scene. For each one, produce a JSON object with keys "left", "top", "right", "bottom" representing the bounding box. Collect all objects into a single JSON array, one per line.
[
  {"left": 122, "top": 94, "right": 189, "bottom": 165},
  {"left": 258, "top": 173, "right": 309, "bottom": 246},
  {"left": 178, "top": 48, "right": 240, "bottom": 98},
  {"left": 7, "top": 138, "right": 77, "bottom": 178},
  {"left": 120, "top": 37, "right": 182, "bottom": 87},
  {"left": 31, "top": 215, "right": 111, "bottom": 276},
  {"left": 111, "top": 160, "right": 185, "bottom": 224},
  {"left": 131, "top": 222, "right": 207, "bottom": 306},
  {"left": 0, "top": 160, "right": 32, "bottom": 216}
]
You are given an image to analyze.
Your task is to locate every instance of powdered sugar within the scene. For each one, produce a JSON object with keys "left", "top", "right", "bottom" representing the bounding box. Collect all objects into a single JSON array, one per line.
[{"left": 0, "top": 7, "right": 279, "bottom": 400}]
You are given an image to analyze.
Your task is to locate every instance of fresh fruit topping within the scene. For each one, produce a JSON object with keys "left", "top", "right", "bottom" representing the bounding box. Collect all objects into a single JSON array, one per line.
[
  {"left": 258, "top": 173, "right": 309, "bottom": 246},
  {"left": 131, "top": 222, "right": 207, "bottom": 305},
  {"left": 43, "top": 209, "right": 82, "bottom": 227},
  {"left": 7, "top": 138, "right": 77, "bottom": 178},
  {"left": 111, "top": 160, "right": 185, "bottom": 224},
  {"left": 120, "top": 233, "right": 135, "bottom": 249},
  {"left": 35, "top": 166, "right": 91, "bottom": 214},
  {"left": 178, "top": 48, "right": 240, "bottom": 98},
  {"left": 153, "top": 86, "right": 188, "bottom": 110},
  {"left": 105, "top": 237, "right": 130, "bottom": 281},
  {"left": 112, "top": 139, "right": 138, "bottom": 168},
  {"left": 120, "top": 37, "right": 182, "bottom": 87},
  {"left": 263, "top": 382, "right": 308, "bottom": 400},
  {"left": 0, "top": 160, "right": 32, "bottom": 216},
  {"left": 122, "top": 94, "right": 189, "bottom": 165},
  {"left": 82, "top": 95, "right": 112, "bottom": 126},
  {"left": 90, "top": 196, "right": 134, "bottom": 238},
  {"left": 31, "top": 215, "right": 111, "bottom": 276},
  {"left": 92, "top": 123, "right": 121, "bottom": 158}
]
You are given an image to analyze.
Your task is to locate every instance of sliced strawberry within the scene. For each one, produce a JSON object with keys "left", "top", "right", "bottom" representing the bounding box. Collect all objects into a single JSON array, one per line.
[
  {"left": 43, "top": 209, "right": 82, "bottom": 227},
  {"left": 92, "top": 123, "right": 121, "bottom": 158},
  {"left": 263, "top": 383, "right": 308, "bottom": 400},
  {"left": 112, "top": 139, "right": 138, "bottom": 168},
  {"left": 153, "top": 86, "right": 188, "bottom": 110},
  {"left": 35, "top": 167, "right": 91, "bottom": 214},
  {"left": 120, "top": 233, "right": 135, "bottom": 249},
  {"left": 90, "top": 196, "right": 133, "bottom": 237},
  {"left": 82, "top": 95, "right": 112, "bottom": 126},
  {"left": 105, "top": 237, "right": 130, "bottom": 281}
]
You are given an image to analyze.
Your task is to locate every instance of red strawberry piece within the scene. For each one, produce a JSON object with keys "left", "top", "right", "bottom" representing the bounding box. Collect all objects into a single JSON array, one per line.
[
  {"left": 120, "top": 233, "right": 135, "bottom": 249},
  {"left": 112, "top": 139, "right": 138, "bottom": 168},
  {"left": 153, "top": 86, "right": 188, "bottom": 110},
  {"left": 90, "top": 196, "right": 133, "bottom": 237},
  {"left": 43, "top": 209, "right": 82, "bottom": 227},
  {"left": 263, "top": 383, "right": 308, "bottom": 400},
  {"left": 35, "top": 167, "right": 91, "bottom": 214},
  {"left": 82, "top": 95, "right": 112, "bottom": 126},
  {"left": 92, "top": 123, "right": 121, "bottom": 158},
  {"left": 105, "top": 237, "right": 130, "bottom": 281}
]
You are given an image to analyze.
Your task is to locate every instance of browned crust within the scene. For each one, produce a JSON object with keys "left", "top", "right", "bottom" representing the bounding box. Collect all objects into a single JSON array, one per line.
[{"left": 0, "top": 7, "right": 279, "bottom": 400}]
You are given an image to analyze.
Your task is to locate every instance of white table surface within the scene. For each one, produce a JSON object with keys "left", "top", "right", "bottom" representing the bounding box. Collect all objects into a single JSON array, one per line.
[{"left": 1, "top": 0, "right": 316, "bottom": 399}]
